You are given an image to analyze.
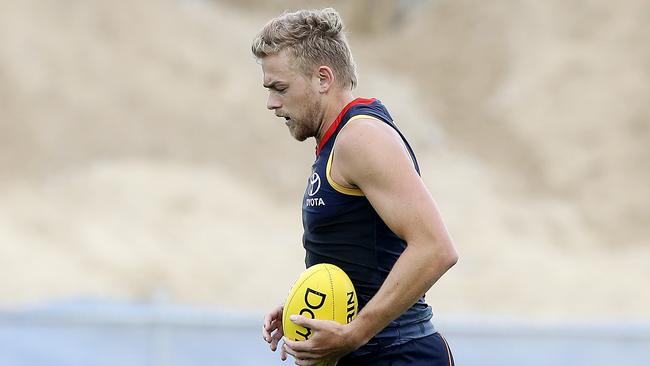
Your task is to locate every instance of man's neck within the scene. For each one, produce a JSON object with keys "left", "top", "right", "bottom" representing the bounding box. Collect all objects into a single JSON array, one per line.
[{"left": 315, "top": 91, "right": 355, "bottom": 144}]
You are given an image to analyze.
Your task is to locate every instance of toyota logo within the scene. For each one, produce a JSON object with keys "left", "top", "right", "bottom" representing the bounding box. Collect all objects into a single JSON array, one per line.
[{"left": 308, "top": 172, "right": 321, "bottom": 196}]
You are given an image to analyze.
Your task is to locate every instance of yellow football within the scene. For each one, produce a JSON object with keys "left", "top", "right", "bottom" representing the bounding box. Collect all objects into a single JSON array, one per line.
[{"left": 283, "top": 263, "right": 358, "bottom": 342}]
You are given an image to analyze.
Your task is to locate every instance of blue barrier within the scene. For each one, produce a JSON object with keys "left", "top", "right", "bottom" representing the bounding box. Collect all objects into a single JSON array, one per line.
[{"left": 1, "top": 299, "right": 648, "bottom": 366}]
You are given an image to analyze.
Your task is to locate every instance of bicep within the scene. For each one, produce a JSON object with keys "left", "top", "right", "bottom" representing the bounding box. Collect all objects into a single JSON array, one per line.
[{"left": 362, "top": 163, "right": 441, "bottom": 244}]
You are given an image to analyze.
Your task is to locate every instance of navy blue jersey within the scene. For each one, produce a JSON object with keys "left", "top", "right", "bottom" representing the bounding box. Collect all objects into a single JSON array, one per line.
[{"left": 302, "top": 98, "right": 435, "bottom": 353}]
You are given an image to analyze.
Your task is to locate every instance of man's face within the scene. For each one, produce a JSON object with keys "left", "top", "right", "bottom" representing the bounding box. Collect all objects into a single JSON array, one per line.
[{"left": 261, "top": 50, "right": 322, "bottom": 141}]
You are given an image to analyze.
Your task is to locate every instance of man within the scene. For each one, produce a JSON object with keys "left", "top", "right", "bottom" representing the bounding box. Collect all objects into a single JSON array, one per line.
[{"left": 252, "top": 8, "right": 458, "bottom": 366}]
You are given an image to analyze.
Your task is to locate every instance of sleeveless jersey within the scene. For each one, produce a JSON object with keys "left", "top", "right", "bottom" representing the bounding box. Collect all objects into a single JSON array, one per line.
[{"left": 302, "top": 98, "right": 435, "bottom": 352}]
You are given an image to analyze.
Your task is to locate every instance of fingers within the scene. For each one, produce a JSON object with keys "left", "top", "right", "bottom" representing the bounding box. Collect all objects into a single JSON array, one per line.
[
  {"left": 264, "top": 307, "right": 281, "bottom": 331},
  {"left": 262, "top": 321, "right": 277, "bottom": 343},
  {"left": 283, "top": 342, "right": 318, "bottom": 364},
  {"left": 281, "top": 319, "right": 344, "bottom": 365},
  {"left": 263, "top": 317, "right": 274, "bottom": 341},
  {"left": 262, "top": 325, "right": 271, "bottom": 343},
  {"left": 288, "top": 314, "right": 315, "bottom": 329},
  {"left": 280, "top": 340, "right": 288, "bottom": 361},
  {"left": 270, "top": 324, "right": 284, "bottom": 351},
  {"left": 283, "top": 336, "right": 314, "bottom": 352},
  {"left": 262, "top": 304, "right": 293, "bottom": 362},
  {"left": 294, "top": 359, "right": 321, "bottom": 366},
  {"left": 263, "top": 305, "right": 284, "bottom": 343}
]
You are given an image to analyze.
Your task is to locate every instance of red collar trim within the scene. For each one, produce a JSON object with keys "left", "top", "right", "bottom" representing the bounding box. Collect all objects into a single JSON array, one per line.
[{"left": 316, "top": 98, "right": 376, "bottom": 156}]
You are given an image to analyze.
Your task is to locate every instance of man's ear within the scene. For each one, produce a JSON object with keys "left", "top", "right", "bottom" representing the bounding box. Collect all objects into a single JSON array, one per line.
[{"left": 317, "top": 66, "right": 335, "bottom": 93}]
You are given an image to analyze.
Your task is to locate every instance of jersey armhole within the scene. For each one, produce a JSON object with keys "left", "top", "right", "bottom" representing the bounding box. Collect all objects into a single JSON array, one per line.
[
  {"left": 326, "top": 115, "right": 418, "bottom": 197},
  {"left": 325, "top": 115, "right": 369, "bottom": 197}
]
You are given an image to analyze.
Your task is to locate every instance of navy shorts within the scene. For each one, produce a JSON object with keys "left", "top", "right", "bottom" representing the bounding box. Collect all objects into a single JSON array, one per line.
[{"left": 337, "top": 332, "right": 454, "bottom": 366}]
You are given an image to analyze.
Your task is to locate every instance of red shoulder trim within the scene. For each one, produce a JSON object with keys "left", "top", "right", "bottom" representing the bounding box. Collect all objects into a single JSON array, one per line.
[{"left": 316, "top": 98, "right": 376, "bottom": 156}]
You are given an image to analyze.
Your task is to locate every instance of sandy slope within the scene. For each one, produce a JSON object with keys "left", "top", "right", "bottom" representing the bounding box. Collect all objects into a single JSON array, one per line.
[{"left": 0, "top": 0, "right": 648, "bottom": 319}]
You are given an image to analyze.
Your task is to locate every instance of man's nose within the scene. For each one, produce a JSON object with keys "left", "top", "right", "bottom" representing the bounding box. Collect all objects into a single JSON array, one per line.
[{"left": 267, "top": 93, "right": 281, "bottom": 110}]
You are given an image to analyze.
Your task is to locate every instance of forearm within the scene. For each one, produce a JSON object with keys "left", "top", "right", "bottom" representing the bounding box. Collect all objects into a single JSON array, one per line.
[{"left": 347, "top": 240, "right": 457, "bottom": 346}]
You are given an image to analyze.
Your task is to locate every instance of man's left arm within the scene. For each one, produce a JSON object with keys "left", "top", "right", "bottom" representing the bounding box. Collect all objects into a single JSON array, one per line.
[{"left": 284, "top": 118, "right": 458, "bottom": 365}]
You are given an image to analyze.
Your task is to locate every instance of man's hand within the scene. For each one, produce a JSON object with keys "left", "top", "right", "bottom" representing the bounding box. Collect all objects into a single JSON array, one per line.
[
  {"left": 282, "top": 315, "right": 363, "bottom": 366},
  {"left": 262, "top": 304, "right": 288, "bottom": 361}
]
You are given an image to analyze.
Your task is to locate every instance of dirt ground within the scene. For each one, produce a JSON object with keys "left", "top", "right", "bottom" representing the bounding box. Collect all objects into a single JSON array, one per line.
[{"left": 0, "top": 0, "right": 648, "bottom": 320}]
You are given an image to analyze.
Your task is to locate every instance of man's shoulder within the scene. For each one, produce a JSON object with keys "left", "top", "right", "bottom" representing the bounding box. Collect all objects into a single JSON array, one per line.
[
  {"left": 334, "top": 116, "right": 407, "bottom": 172},
  {"left": 338, "top": 116, "right": 401, "bottom": 151}
]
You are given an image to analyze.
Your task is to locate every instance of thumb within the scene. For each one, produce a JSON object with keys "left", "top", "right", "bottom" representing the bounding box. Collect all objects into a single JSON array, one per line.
[{"left": 289, "top": 314, "right": 316, "bottom": 328}]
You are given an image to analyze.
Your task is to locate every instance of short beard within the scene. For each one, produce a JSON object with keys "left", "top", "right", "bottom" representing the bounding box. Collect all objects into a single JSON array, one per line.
[{"left": 289, "top": 94, "right": 322, "bottom": 142}]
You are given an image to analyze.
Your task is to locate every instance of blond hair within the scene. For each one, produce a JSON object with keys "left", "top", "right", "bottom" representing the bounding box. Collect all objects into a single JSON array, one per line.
[{"left": 252, "top": 8, "right": 358, "bottom": 90}]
